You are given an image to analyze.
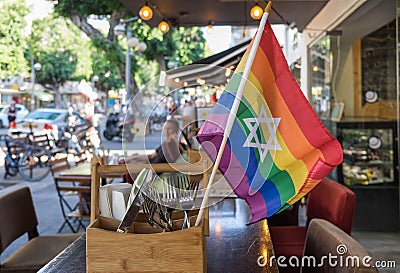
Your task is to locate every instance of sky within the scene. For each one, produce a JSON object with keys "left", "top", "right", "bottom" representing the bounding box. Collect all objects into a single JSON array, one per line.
[
  {"left": 25, "top": 0, "right": 53, "bottom": 33},
  {"left": 203, "top": 24, "right": 287, "bottom": 54},
  {"left": 202, "top": 26, "right": 232, "bottom": 53}
]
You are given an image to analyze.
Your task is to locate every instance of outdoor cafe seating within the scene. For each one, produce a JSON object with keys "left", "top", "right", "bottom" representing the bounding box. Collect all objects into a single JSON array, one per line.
[
  {"left": 0, "top": 187, "right": 81, "bottom": 273},
  {"left": 0, "top": 147, "right": 374, "bottom": 273},
  {"left": 50, "top": 156, "right": 92, "bottom": 233}
]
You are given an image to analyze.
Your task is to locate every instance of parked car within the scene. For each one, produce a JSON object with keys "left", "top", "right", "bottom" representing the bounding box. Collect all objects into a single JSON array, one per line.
[
  {"left": 0, "top": 104, "right": 29, "bottom": 128},
  {"left": 15, "top": 108, "right": 89, "bottom": 139}
]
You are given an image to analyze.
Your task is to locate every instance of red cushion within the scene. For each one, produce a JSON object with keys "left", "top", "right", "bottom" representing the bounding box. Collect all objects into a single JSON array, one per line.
[
  {"left": 270, "top": 226, "right": 307, "bottom": 258},
  {"left": 306, "top": 177, "right": 356, "bottom": 235},
  {"left": 269, "top": 226, "right": 307, "bottom": 273}
]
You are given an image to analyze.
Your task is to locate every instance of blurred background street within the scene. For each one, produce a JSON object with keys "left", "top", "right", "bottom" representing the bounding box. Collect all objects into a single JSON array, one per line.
[{"left": 0, "top": 115, "right": 163, "bottom": 262}]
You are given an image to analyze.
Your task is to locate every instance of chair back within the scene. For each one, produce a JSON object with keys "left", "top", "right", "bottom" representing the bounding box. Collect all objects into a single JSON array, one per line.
[
  {"left": 74, "top": 150, "right": 88, "bottom": 165},
  {"left": 0, "top": 187, "right": 38, "bottom": 254},
  {"left": 306, "top": 177, "right": 356, "bottom": 234},
  {"left": 302, "top": 219, "right": 378, "bottom": 273},
  {"left": 50, "top": 157, "right": 71, "bottom": 176}
]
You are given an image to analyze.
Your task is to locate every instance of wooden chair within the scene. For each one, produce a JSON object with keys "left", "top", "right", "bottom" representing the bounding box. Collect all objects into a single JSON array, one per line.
[
  {"left": 270, "top": 177, "right": 357, "bottom": 273},
  {"left": 50, "top": 157, "right": 91, "bottom": 233},
  {"left": 0, "top": 186, "right": 81, "bottom": 273},
  {"left": 301, "top": 219, "right": 378, "bottom": 272},
  {"left": 27, "top": 131, "right": 66, "bottom": 157},
  {"left": 73, "top": 150, "right": 88, "bottom": 165}
]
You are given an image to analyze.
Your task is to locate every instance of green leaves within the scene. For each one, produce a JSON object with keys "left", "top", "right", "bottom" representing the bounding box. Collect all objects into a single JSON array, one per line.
[
  {"left": 1, "top": 0, "right": 207, "bottom": 96},
  {"left": 0, "top": 0, "right": 29, "bottom": 78}
]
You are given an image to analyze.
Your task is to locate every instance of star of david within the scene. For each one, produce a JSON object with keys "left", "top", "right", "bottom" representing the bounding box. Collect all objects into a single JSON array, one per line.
[{"left": 242, "top": 106, "right": 281, "bottom": 162}]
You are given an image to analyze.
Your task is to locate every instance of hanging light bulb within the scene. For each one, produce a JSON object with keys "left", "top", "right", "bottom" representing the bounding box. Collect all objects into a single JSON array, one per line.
[
  {"left": 139, "top": 2, "right": 153, "bottom": 20},
  {"left": 158, "top": 20, "right": 170, "bottom": 33},
  {"left": 207, "top": 21, "right": 214, "bottom": 34},
  {"left": 250, "top": 3, "right": 263, "bottom": 20}
]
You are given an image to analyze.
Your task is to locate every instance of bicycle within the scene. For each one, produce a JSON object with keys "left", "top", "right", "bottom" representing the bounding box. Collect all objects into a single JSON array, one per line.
[{"left": 1, "top": 134, "right": 52, "bottom": 182}]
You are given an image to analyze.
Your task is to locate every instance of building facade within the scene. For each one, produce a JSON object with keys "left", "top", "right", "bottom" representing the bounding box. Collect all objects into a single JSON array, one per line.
[{"left": 286, "top": 0, "right": 399, "bottom": 231}]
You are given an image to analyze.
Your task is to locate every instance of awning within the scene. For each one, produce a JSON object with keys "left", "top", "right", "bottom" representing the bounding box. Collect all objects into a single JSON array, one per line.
[
  {"left": 0, "top": 88, "right": 25, "bottom": 95},
  {"left": 167, "top": 39, "right": 250, "bottom": 87},
  {"left": 33, "top": 90, "right": 54, "bottom": 101},
  {"left": 20, "top": 90, "right": 54, "bottom": 101},
  {"left": 119, "top": 0, "right": 329, "bottom": 32}
]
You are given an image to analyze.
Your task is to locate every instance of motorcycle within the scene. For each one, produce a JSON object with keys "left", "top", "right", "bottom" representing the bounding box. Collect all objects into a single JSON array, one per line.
[
  {"left": 103, "top": 112, "right": 136, "bottom": 142},
  {"left": 57, "top": 111, "right": 101, "bottom": 154}
]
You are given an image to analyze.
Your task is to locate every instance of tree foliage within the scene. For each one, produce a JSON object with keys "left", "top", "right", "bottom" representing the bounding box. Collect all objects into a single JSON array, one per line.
[
  {"left": 0, "top": 0, "right": 29, "bottom": 78},
  {"left": 91, "top": 48, "right": 123, "bottom": 91},
  {"left": 173, "top": 27, "right": 207, "bottom": 66},
  {"left": 52, "top": 0, "right": 207, "bottom": 94},
  {"left": 28, "top": 17, "right": 90, "bottom": 83},
  {"left": 28, "top": 15, "right": 124, "bottom": 105}
]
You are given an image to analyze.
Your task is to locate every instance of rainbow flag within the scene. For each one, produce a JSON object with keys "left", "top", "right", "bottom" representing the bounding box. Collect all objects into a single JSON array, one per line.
[{"left": 196, "top": 22, "right": 343, "bottom": 224}]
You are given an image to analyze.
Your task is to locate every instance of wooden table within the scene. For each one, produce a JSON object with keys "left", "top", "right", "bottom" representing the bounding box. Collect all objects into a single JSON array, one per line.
[
  {"left": 59, "top": 162, "right": 117, "bottom": 185},
  {"left": 59, "top": 162, "right": 91, "bottom": 177},
  {"left": 39, "top": 198, "right": 278, "bottom": 273}
]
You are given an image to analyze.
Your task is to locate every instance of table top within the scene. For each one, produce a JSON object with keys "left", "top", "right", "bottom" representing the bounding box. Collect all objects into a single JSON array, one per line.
[
  {"left": 59, "top": 162, "right": 91, "bottom": 177},
  {"left": 39, "top": 198, "right": 278, "bottom": 273}
]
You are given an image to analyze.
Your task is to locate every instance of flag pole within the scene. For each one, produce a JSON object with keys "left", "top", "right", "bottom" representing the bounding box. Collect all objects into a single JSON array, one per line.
[{"left": 195, "top": 1, "right": 273, "bottom": 226}]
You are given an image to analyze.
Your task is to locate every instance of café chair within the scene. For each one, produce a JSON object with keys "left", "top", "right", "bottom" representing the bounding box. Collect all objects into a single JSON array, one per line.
[
  {"left": 301, "top": 219, "right": 378, "bottom": 272},
  {"left": 0, "top": 186, "right": 81, "bottom": 273},
  {"left": 50, "top": 157, "right": 91, "bottom": 233},
  {"left": 73, "top": 150, "right": 88, "bottom": 165},
  {"left": 268, "top": 201, "right": 301, "bottom": 226},
  {"left": 270, "top": 177, "right": 356, "bottom": 273}
]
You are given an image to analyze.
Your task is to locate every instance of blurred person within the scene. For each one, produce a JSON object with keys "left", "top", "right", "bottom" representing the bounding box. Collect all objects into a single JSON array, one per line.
[
  {"left": 122, "top": 119, "right": 185, "bottom": 164},
  {"left": 6, "top": 101, "right": 17, "bottom": 128},
  {"left": 210, "top": 92, "right": 218, "bottom": 104},
  {"left": 181, "top": 100, "right": 196, "bottom": 146},
  {"left": 168, "top": 102, "right": 178, "bottom": 118},
  {"left": 181, "top": 100, "right": 195, "bottom": 118}
]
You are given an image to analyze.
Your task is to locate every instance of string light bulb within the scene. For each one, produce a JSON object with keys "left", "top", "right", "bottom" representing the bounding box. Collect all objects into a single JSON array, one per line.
[
  {"left": 158, "top": 20, "right": 170, "bottom": 33},
  {"left": 139, "top": 2, "right": 153, "bottom": 20},
  {"left": 250, "top": 3, "right": 263, "bottom": 20},
  {"left": 207, "top": 21, "right": 214, "bottom": 34}
]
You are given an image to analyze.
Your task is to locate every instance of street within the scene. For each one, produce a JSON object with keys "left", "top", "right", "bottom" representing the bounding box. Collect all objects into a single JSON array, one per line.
[
  {"left": 0, "top": 115, "right": 163, "bottom": 152},
  {"left": 96, "top": 115, "right": 162, "bottom": 152}
]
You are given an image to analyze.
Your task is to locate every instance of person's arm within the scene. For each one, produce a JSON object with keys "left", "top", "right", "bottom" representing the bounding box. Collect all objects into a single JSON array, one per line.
[
  {"left": 147, "top": 150, "right": 157, "bottom": 161},
  {"left": 123, "top": 154, "right": 149, "bottom": 164},
  {"left": 164, "top": 133, "right": 181, "bottom": 162}
]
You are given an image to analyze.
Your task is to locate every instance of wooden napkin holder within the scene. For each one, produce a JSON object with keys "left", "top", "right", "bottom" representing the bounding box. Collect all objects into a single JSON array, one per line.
[{"left": 87, "top": 161, "right": 209, "bottom": 273}]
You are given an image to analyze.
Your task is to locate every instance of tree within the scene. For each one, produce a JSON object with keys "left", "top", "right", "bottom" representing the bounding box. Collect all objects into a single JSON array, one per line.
[
  {"left": 172, "top": 27, "right": 207, "bottom": 66},
  {"left": 91, "top": 48, "right": 123, "bottom": 91},
  {"left": 52, "top": 0, "right": 206, "bottom": 95},
  {"left": 27, "top": 16, "right": 89, "bottom": 107},
  {"left": 0, "top": 0, "right": 29, "bottom": 78}
]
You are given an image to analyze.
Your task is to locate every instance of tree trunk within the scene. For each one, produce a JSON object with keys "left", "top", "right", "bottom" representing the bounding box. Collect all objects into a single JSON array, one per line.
[
  {"left": 55, "top": 85, "right": 62, "bottom": 108},
  {"left": 155, "top": 55, "right": 166, "bottom": 71},
  {"left": 69, "top": 14, "right": 111, "bottom": 44},
  {"left": 67, "top": 12, "right": 141, "bottom": 96},
  {"left": 118, "top": 61, "right": 140, "bottom": 97},
  {"left": 67, "top": 12, "right": 127, "bottom": 84}
]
